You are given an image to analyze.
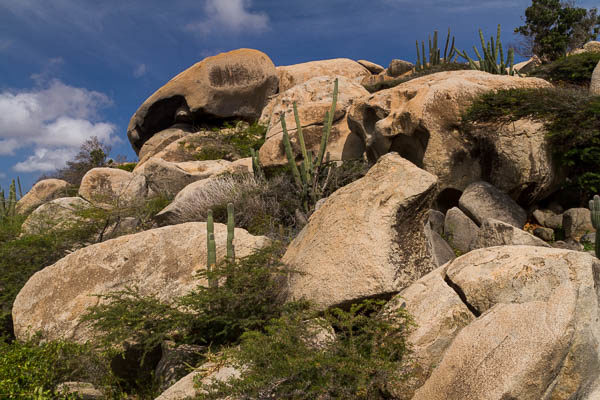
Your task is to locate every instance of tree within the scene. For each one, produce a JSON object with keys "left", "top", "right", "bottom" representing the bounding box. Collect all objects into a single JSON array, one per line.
[{"left": 515, "top": 0, "right": 600, "bottom": 61}]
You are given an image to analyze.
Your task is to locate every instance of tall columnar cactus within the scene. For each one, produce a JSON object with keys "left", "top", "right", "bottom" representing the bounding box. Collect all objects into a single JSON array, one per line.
[
  {"left": 227, "top": 202, "right": 235, "bottom": 261},
  {"left": 7, "top": 180, "right": 17, "bottom": 217},
  {"left": 0, "top": 188, "right": 5, "bottom": 218},
  {"left": 206, "top": 209, "right": 216, "bottom": 288},
  {"left": 17, "top": 177, "right": 23, "bottom": 199},
  {"left": 249, "top": 148, "right": 263, "bottom": 178},
  {"left": 280, "top": 78, "right": 339, "bottom": 211},
  {"left": 589, "top": 195, "right": 600, "bottom": 258},
  {"left": 456, "top": 24, "right": 515, "bottom": 75},
  {"left": 415, "top": 28, "right": 456, "bottom": 71}
]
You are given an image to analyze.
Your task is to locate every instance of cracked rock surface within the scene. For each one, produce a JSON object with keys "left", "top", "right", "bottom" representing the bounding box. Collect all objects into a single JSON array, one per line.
[{"left": 396, "top": 245, "right": 600, "bottom": 400}]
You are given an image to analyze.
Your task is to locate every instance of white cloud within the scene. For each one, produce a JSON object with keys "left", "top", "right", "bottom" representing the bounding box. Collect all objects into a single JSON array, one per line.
[
  {"left": 0, "top": 79, "right": 117, "bottom": 172},
  {"left": 0, "top": 172, "right": 5, "bottom": 179},
  {"left": 133, "top": 64, "right": 147, "bottom": 78},
  {"left": 186, "top": 0, "right": 269, "bottom": 34}
]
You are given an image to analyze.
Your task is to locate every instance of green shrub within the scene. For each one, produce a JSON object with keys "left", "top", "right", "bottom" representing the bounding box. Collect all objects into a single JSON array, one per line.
[
  {"left": 363, "top": 62, "right": 470, "bottom": 93},
  {"left": 81, "top": 244, "right": 291, "bottom": 361},
  {"left": 529, "top": 51, "right": 600, "bottom": 86},
  {"left": 462, "top": 86, "right": 600, "bottom": 202},
  {"left": 114, "top": 162, "right": 138, "bottom": 172},
  {"left": 0, "top": 338, "right": 116, "bottom": 399},
  {"left": 196, "top": 300, "right": 414, "bottom": 400}
]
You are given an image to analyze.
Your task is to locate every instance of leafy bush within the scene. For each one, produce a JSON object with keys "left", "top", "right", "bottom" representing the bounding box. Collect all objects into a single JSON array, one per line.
[
  {"left": 114, "top": 162, "right": 138, "bottom": 172},
  {"left": 529, "top": 51, "right": 600, "bottom": 86},
  {"left": 514, "top": 0, "right": 600, "bottom": 61},
  {"left": 0, "top": 338, "right": 116, "bottom": 399},
  {"left": 462, "top": 86, "right": 600, "bottom": 202},
  {"left": 196, "top": 300, "right": 414, "bottom": 400},
  {"left": 363, "top": 62, "right": 470, "bottom": 93},
  {"left": 81, "top": 244, "right": 291, "bottom": 361}
]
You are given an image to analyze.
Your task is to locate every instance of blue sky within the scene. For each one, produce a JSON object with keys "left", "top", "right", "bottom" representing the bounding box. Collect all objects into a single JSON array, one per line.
[{"left": 0, "top": 0, "right": 597, "bottom": 192}]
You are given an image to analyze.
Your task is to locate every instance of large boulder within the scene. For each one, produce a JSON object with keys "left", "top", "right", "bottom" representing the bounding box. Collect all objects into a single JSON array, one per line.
[
  {"left": 458, "top": 181, "right": 527, "bottom": 228},
  {"left": 472, "top": 218, "right": 551, "bottom": 249},
  {"left": 12, "top": 222, "right": 270, "bottom": 342},
  {"left": 444, "top": 207, "right": 478, "bottom": 254},
  {"left": 136, "top": 158, "right": 232, "bottom": 196},
  {"left": 347, "top": 70, "right": 550, "bottom": 193},
  {"left": 16, "top": 179, "right": 70, "bottom": 215},
  {"left": 284, "top": 153, "right": 438, "bottom": 308},
  {"left": 78, "top": 168, "right": 148, "bottom": 208},
  {"left": 127, "top": 49, "right": 278, "bottom": 153},
  {"left": 137, "top": 126, "right": 191, "bottom": 166},
  {"left": 591, "top": 60, "right": 600, "bottom": 96},
  {"left": 563, "top": 207, "right": 594, "bottom": 240},
  {"left": 20, "top": 197, "right": 92, "bottom": 236},
  {"left": 276, "top": 58, "right": 370, "bottom": 92},
  {"left": 357, "top": 59, "right": 385, "bottom": 74},
  {"left": 258, "top": 76, "right": 368, "bottom": 167},
  {"left": 466, "top": 118, "right": 562, "bottom": 204},
  {"left": 155, "top": 361, "right": 240, "bottom": 400},
  {"left": 411, "top": 246, "right": 600, "bottom": 399}
]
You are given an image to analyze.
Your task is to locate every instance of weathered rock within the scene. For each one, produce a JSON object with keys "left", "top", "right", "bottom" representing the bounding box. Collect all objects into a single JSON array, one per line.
[
  {"left": 385, "top": 268, "right": 475, "bottom": 398},
  {"left": 78, "top": 168, "right": 148, "bottom": 208},
  {"left": 16, "top": 179, "right": 70, "bottom": 215},
  {"left": 137, "top": 127, "right": 191, "bottom": 166},
  {"left": 387, "top": 59, "right": 414, "bottom": 77},
  {"left": 347, "top": 70, "right": 550, "bottom": 193},
  {"left": 258, "top": 76, "right": 368, "bottom": 167},
  {"left": 444, "top": 207, "right": 478, "bottom": 254},
  {"left": 467, "top": 118, "right": 562, "bottom": 204},
  {"left": 284, "top": 153, "right": 438, "bottom": 308},
  {"left": 584, "top": 41, "right": 600, "bottom": 53},
  {"left": 56, "top": 382, "right": 103, "bottom": 399},
  {"left": 360, "top": 71, "right": 397, "bottom": 88},
  {"left": 136, "top": 158, "right": 231, "bottom": 196},
  {"left": 563, "top": 208, "right": 594, "bottom": 240},
  {"left": 13, "top": 222, "right": 270, "bottom": 342},
  {"left": 426, "top": 209, "right": 445, "bottom": 235},
  {"left": 581, "top": 232, "right": 596, "bottom": 244},
  {"left": 155, "top": 361, "right": 240, "bottom": 400},
  {"left": 533, "top": 208, "right": 563, "bottom": 229},
  {"left": 357, "top": 59, "right": 385, "bottom": 74},
  {"left": 458, "top": 181, "right": 526, "bottom": 228},
  {"left": 412, "top": 246, "right": 600, "bottom": 400},
  {"left": 591, "top": 60, "right": 600, "bottom": 96},
  {"left": 127, "top": 49, "right": 278, "bottom": 153},
  {"left": 472, "top": 218, "right": 550, "bottom": 249},
  {"left": 155, "top": 341, "right": 205, "bottom": 393},
  {"left": 276, "top": 58, "right": 369, "bottom": 92},
  {"left": 552, "top": 239, "right": 585, "bottom": 251},
  {"left": 512, "top": 55, "right": 542, "bottom": 74},
  {"left": 20, "top": 197, "right": 92, "bottom": 236},
  {"left": 533, "top": 226, "right": 554, "bottom": 241},
  {"left": 424, "top": 224, "right": 455, "bottom": 267}
]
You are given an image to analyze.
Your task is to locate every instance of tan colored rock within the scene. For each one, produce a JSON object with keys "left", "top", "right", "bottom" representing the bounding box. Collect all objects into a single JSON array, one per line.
[
  {"left": 284, "top": 153, "right": 438, "bottom": 308},
  {"left": 127, "top": 49, "right": 278, "bottom": 153},
  {"left": 137, "top": 126, "right": 191, "bottom": 166},
  {"left": 347, "top": 70, "right": 551, "bottom": 193},
  {"left": 16, "top": 179, "right": 70, "bottom": 215},
  {"left": 467, "top": 118, "right": 563, "bottom": 204},
  {"left": 591, "top": 60, "right": 600, "bottom": 96},
  {"left": 563, "top": 207, "right": 594, "bottom": 240},
  {"left": 276, "top": 58, "right": 370, "bottom": 92},
  {"left": 412, "top": 246, "right": 600, "bottom": 400},
  {"left": 472, "top": 218, "right": 551, "bottom": 249},
  {"left": 458, "top": 181, "right": 527, "bottom": 228},
  {"left": 387, "top": 59, "right": 414, "bottom": 77},
  {"left": 512, "top": 55, "right": 541, "bottom": 74},
  {"left": 13, "top": 222, "right": 270, "bottom": 342},
  {"left": 20, "top": 197, "right": 92, "bottom": 236},
  {"left": 56, "top": 382, "right": 104, "bottom": 399},
  {"left": 258, "top": 76, "right": 368, "bottom": 168},
  {"left": 584, "top": 41, "right": 600, "bottom": 53},
  {"left": 136, "top": 158, "right": 231, "bottom": 196},
  {"left": 357, "top": 59, "right": 385, "bottom": 74},
  {"left": 360, "top": 71, "right": 397, "bottom": 88},
  {"left": 78, "top": 167, "right": 148, "bottom": 208},
  {"left": 385, "top": 268, "right": 475, "bottom": 398},
  {"left": 155, "top": 361, "right": 240, "bottom": 400}
]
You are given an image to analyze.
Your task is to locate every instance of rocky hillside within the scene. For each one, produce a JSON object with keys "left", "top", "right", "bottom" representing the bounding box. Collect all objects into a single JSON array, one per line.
[{"left": 1, "top": 43, "right": 600, "bottom": 399}]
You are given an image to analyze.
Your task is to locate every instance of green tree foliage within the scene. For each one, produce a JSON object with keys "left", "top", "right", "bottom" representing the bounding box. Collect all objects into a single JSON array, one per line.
[
  {"left": 196, "top": 300, "right": 414, "bottom": 400},
  {"left": 515, "top": 0, "right": 600, "bottom": 61}
]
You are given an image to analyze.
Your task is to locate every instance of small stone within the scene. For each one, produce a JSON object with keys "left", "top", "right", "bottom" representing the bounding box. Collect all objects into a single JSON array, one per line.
[
  {"left": 427, "top": 209, "right": 445, "bottom": 235},
  {"left": 533, "top": 227, "right": 554, "bottom": 241},
  {"left": 562, "top": 208, "right": 594, "bottom": 240}
]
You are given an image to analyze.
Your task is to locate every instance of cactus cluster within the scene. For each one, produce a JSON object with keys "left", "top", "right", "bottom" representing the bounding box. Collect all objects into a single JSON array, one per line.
[
  {"left": 589, "top": 195, "right": 600, "bottom": 258},
  {"left": 0, "top": 178, "right": 22, "bottom": 220},
  {"left": 415, "top": 28, "right": 457, "bottom": 71},
  {"left": 206, "top": 203, "right": 236, "bottom": 288},
  {"left": 249, "top": 148, "right": 263, "bottom": 178},
  {"left": 456, "top": 24, "right": 515, "bottom": 75},
  {"left": 280, "top": 78, "right": 338, "bottom": 211}
]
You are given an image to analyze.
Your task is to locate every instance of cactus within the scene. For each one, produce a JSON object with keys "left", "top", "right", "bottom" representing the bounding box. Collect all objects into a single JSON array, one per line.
[
  {"left": 280, "top": 78, "right": 338, "bottom": 211},
  {"left": 7, "top": 180, "right": 16, "bottom": 217},
  {"left": 207, "top": 233, "right": 217, "bottom": 288},
  {"left": 249, "top": 148, "right": 263, "bottom": 178},
  {"left": 17, "top": 177, "right": 23, "bottom": 199},
  {"left": 589, "top": 195, "right": 600, "bottom": 258},
  {"left": 0, "top": 188, "right": 5, "bottom": 218},
  {"left": 227, "top": 203, "right": 235, "bottom": 261},
  {"left": 415, "top": 28, "right": 456, "bottom": 71},
  {"left": 457, "top": 24, "right": 516, "bottom": 75}
]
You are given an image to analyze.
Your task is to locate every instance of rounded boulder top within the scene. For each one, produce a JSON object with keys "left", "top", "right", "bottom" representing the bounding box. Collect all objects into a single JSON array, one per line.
[{"left": 127, "top": 48, "right": 279, "bottom": 154}]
